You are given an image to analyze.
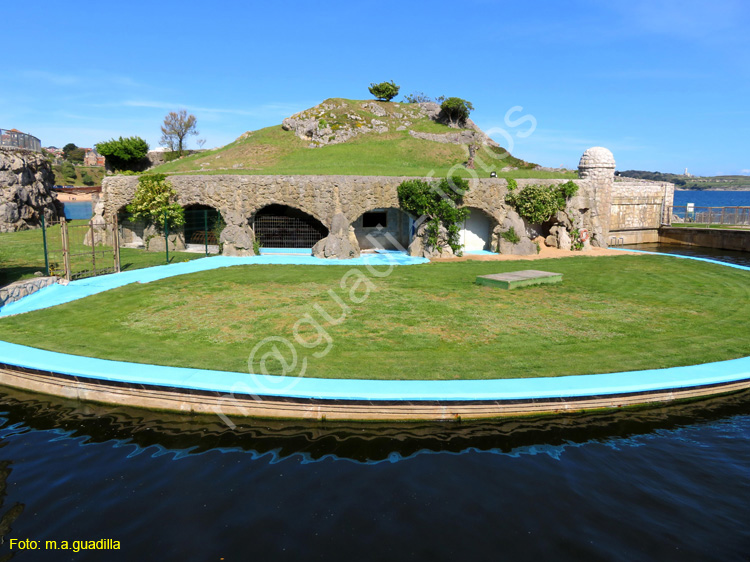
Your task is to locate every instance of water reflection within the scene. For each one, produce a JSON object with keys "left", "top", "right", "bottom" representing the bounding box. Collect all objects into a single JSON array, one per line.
[
  {"left": 630, "top": 242, "right": 750, "bottom": 267},
  {"left": 1, "top": 387, "right": 748, "bottom": 465},
  {"left": 0, "top": 453, "right": 23, "bottom": 560}
]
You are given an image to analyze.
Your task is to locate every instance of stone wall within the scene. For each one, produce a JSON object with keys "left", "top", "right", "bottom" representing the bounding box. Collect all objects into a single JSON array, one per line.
[
  {"left": 659, "top": 227, "right": 750, "bottom": 252},
  {"left": 0, "top": 147, "right": 61, "bottom": 232},
  {"left": 609, "top": 178, "right": 674, "bottom": 244},
  {"left": 99, "top": 173, "right": 607, "bottom": 257},
  {"left": 96, "top": 147, "right": 640, "bottom": 258},
  {"left": 0, "top": 276, "right": 58, "bottom": 308}
]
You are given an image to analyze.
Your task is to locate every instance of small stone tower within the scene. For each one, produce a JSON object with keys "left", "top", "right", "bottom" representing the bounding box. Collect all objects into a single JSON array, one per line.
[{"left": 578, "top": 147, "right": 616, "bottom": 245}]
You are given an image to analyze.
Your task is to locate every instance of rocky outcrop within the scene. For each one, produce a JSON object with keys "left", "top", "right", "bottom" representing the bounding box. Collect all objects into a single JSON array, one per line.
[
  {"left": 0, "top": 148, "right": 61, "bottom": 232},
  {"left": 312, "top": 212, "right": 360, "bottom": 259},
  {"left": 408, "top": 221, "right": 455, "bottom": 258},
  {"left": 493, "top": 209, "right": 538, "bottom": 255},
  {"left": 279, "top": 99, "right": 498, "bottom": 149},
  {"left": 408, "top": 130, "right": 497, "bottom": 147}
]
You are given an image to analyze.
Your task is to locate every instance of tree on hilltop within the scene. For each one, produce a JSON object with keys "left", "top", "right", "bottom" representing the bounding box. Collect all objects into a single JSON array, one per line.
[
  {"left": 160, "top": 109, "right": 199, "bottom": 156},
  {"left": 368, "top": 80, "right": 400, "bottom": 102},
  {"left": 440, "top": 97, "right": 474, "bottom": 127}
]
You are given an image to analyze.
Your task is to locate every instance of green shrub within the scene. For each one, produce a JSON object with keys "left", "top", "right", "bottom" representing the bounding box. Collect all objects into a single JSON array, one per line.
[
  {"left": 81, "top": 172, "right": 95, "bottom": 186},
  {"left": 368, "top": 80, "right": 400, "bottom": 102},
  {"left": 96, "top": 136, "right": 149, "bottom": 171},
  {"left": 505, "top": 181, "right": 579, "bottom": 225},
  {"left": 500, "top": 226, "right": 520, "bottom": 244},
  {"left": 163, "top": 151, "right": 182, "bottom": 163},
  {"left": 397, "top": 175, "right": 470, "bottom": 255},
  {"left": 61, "top": 162, "right": 76, "bottom": 181},
  {"left": 125, "top": 174, "right": 184, "bottom": 230}
]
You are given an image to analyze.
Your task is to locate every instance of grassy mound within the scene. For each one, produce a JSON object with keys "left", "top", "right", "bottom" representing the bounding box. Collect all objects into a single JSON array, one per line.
[
  {"left": 1, "top": 255, "right": 748, "bottom": 380},
  {"left": 149, "top": 98, "right": 570, "bottom": 179}
]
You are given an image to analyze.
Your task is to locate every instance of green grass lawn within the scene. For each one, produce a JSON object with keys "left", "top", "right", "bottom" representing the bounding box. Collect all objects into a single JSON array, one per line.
[
  {"left": 0, "top": 222, "right": 205, "bottom": 286},
  {"left": 1, "top": 255, "right": 748, "bottom": 380}
]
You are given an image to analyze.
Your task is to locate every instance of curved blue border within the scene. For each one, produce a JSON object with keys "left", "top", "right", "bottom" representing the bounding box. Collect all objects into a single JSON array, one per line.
[
  {"left": 0, "top": 251, "right": 749, "bottom": 402},
  {"left": 0, "top": 251, "right": 428, "bottom": 317}
]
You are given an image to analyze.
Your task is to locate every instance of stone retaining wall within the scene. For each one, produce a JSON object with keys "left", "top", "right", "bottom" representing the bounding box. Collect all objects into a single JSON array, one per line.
[
  {"left": 610, "top": 179, "right": 674, "bottom": 244},
  {"left": 659, "top": 227, "right": 750, "bottom": 252},
  {"left": 0, "top": 276, "right": 58, "bottom": 308}
]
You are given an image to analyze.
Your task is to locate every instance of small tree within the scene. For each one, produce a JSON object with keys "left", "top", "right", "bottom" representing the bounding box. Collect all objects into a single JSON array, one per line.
[
  {"left": 125, "top": 174, "right": 184, "bottom": 230},
  {"left": 440, "top": 97, "right": 474, "bottom": 127},
  {"left": 81, "top": 171, "right": 95, "bottom": 186},
  {"left": 397, "top": 176, "right": 470, "bottom": 254},
  {"left": 368, "top": 80, "right": 400, "bottom": 102},
  {"left": 95, "top": 136, "right": 150, "bottom": 171},
  {"left": 160, "top": 109, "right": 198, "bottom": 155}
]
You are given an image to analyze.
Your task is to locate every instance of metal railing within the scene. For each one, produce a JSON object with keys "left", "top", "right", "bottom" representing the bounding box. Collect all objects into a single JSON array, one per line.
[
  {"left": 0, "top": 129, "right": 41, "bottom": 152},
  {"left": 667, "top": 205, "right": 750, "bottom": 229}
]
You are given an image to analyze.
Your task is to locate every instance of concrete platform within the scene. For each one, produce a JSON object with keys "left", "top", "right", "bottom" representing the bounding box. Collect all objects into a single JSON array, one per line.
[{"left": 476, "top": 270, "right": 563, "bottom": 289}]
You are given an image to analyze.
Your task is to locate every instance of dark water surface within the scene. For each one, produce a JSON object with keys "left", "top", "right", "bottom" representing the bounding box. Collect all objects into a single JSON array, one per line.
[
  {"left": 1, "top": 189, "right": 750, "bottom": 561},
  {"left": 0, "top": 391, "right": 749, "bottom": 561}
]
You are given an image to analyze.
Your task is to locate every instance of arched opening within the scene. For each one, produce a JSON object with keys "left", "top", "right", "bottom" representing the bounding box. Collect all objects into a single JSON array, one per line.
[
  {"left": 352, "top": 208, "right": 413, "bottom": 251},
  {"left": 183, "top": 204, "right": 224, "bottom": 253},
  {"left": 253, "top": 204, "right": 328, "bottom": 249},
  {"left": 460, "top": 207, "right": 495, "bottom": 252}
]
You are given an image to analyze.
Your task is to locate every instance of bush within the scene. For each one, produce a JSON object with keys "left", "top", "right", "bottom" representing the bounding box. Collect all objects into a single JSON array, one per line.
[
  {"left": 368, "top": 80, "right": 400, "bottom": 102},
  {"left": 81, "top": 172, "right": 95, "bottom": 186},
  {"left": 440, "top": 97, "right": 474, "bottom": 126},
  {"left": 505, "top": 181, "right": 580, "bottom": 225},
  {"left": 500, "top": 226, "right": 520, "bottom": 244},
  {"left": 397, "top": 176, "right": 470, "bottom": 255},
  {"left": 125, "top": 174, "right": 184, "bottom": 230},
  {"left": 96, "top": 136, "right": 149, "bottom": 171},
  {"left": 61, "top": 162, "right": 76, "bottom": 181}
]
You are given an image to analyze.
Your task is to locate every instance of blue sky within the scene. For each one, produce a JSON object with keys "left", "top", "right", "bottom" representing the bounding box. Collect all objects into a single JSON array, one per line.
[{"left": 3, "top": 0, "right": 748, "bottom": 176}]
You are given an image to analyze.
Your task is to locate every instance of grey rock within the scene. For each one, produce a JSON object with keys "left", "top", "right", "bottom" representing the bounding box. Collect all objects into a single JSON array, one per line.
[
  {"left": 0, "top": 148, "right": 58, "bottom": 232},
  {"left": 557, "top": 228, "right": 572, "bottom": 251},
  {"left": 312, "top": 212, "right": 360, "bottom": 259}
]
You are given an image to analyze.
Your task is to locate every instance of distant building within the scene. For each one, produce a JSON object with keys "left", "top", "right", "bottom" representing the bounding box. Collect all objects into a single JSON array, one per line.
[{"left": 84, "top": 149, "right": 106, "bottom": 166}]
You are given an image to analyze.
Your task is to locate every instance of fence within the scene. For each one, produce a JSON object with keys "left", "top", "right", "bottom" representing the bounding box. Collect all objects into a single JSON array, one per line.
[
  {"left": 667, "top": 206, "right": 750, "bottom": 229},
  {"left": 0, "top": 208, "right": 226, "bottom": 289},
  {"left": 0, "top": 129, "right": 41, "bottom": 152}
]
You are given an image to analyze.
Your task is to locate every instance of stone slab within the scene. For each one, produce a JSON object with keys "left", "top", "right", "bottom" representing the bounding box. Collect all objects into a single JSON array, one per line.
[{"left": 476, "top": 270, "right": 562, "bottom": 289}]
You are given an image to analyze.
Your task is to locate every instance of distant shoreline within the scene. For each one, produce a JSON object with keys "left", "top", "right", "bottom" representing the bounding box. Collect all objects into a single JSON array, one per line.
[
  {"left": 54, "top": 192, "right": 93, "bottom": 202},
  {"left": 675, "top": 188, "right": 750, "bottom": 192}
]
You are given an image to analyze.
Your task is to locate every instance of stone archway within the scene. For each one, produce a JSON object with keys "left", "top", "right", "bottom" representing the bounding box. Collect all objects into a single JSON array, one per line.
[
  {"left": 252, "top": 204, "right": 329, "bottom": 249},
  {"left": 183, "top": 204, "right": 224, "bottom": 249}
]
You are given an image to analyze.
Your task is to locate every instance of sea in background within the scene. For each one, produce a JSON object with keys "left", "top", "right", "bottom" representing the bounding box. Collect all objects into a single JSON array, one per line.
[
  {"left": 674, "top": 189, "right": 750, "bottom": 207},
  {"left": 62, "top": 200, "right": 93, "bottom": 220}
]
